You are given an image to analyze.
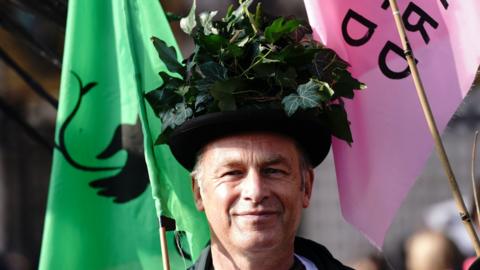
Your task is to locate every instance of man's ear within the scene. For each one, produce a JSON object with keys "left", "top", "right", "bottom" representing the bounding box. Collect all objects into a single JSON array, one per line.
[
  {"left": 302, "top": 168, "right": 314, "bottom": 208},
  {"left": 192, "top": 176, "right": 204, "bottom": 211}
]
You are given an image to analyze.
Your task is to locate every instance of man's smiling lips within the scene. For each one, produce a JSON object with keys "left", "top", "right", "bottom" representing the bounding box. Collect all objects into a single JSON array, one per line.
[{"left": 232, "top": 210, "right": 279, "bottom": 224}]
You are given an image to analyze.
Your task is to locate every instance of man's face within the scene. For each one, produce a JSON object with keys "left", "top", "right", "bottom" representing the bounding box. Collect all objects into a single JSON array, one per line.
[{"left": 192, "top": 132, "right": 314, "bottom": 255}]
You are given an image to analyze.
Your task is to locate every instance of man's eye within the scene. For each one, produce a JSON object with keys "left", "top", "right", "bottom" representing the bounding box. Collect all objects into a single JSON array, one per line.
[
  {"left": 222, "top": 170, "right": 243, "bottom": 177},
  {"left": 262, "top": 167, "right": 285, "bottom": 175}
]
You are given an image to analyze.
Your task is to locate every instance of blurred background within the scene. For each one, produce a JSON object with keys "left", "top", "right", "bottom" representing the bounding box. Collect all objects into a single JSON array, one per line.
[{"left": 0, "top": 0, "right": 479, "bottom": 269}]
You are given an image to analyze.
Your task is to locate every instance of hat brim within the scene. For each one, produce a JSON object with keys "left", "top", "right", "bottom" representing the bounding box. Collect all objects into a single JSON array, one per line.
[{"left": 167, "top": 109, "right": 331, "bottom": 171}]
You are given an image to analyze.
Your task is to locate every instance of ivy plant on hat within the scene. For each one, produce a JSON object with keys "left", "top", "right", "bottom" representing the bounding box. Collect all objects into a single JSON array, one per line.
[{"left": 146, "top": 0, "right": 365, "bottom": 171}]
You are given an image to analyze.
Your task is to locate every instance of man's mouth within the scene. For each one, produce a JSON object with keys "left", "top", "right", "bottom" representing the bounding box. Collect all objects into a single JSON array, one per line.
[{"left": 233, "top": 210, "right": 279, "bottom": 224}]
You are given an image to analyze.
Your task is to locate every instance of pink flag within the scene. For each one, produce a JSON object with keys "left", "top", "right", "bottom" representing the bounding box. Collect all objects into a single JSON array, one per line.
[{"left": 304, "top": 0, "right": 480, "bottom": 247}]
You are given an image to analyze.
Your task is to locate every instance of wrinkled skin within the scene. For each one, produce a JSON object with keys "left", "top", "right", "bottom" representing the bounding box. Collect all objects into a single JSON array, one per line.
[{"left": 192, "top": 132, "right": 314, "bottom": 270}]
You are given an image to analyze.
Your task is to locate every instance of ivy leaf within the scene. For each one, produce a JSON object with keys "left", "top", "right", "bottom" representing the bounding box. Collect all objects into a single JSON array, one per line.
[
  {"left": 180, "top": 0, "right": 197, "bottom": 35},
  {"left": 210, "top": 79, "right": 246, "bottom": 111},
  {"left": 173, "top": 103, "right": 193, "bottom": 125},
  {"left": 326, "top": 104, "right": 353, "bottom": 144},
  {"left": 296, "top": 80, "right": 322, "bottom": 107},
  {"left": 145, "top": 72, "right": 184, "bottom": 114},
  {"left": 314, "top": 80, "right": 334, "bottom": 102},
  {"left": 264, "top": 18, "right": 301, "bottom": 43},
  {"left": 228, "top": 0, "right": 254, "bottom": 26},
  {"left": 175, "top": 85, "right": 190, "bottom": 96},
  {"left": 227, "top": 44, "right": 244, "bottom": 58},
  {"left": 198, "top": 34, "right": 228, "bottom": 53},
  {"left": 199, "top": 61, "right": 227, "bottom": 81},
  {"left": 276, "top": 45, "right": 319, "bottom": 66},
  {"left": 200, "top": 11, "right": 218, "bottom": 35},
  {"left": 281, "top": 95, "right": 300, "bottom": 116},
  {"left": 282, "top": 80, "right": 321, "bottom": 116},
  {"left": 159, "top": 103, "right": 193, "bottom": 132},
  {"left": 151, "top": 37, "right": 185, "bottom": 77},
  {"left": 253, "top": 63, "right": 277, "bottom": 78},
  {"left": 193, "top": 79, "right": 214, "bottom": 93},
  {"left": 145, "top": 88, "right": 182, "bottom": 115},
  {"left": 159, "top": 109, "right": 176, "bottom": 131},
  {"left": 333, "top": 69, "right": 365, "bottom": 99},
  {"left": 155, "top": 129, "right": 173, "bottom": 145},
  {"left": 194, "top": 93, "right": 212, "bottom": 113},
  {"left": 236, "top": 35, "right": 250, "bottom": 47},
  {"left": 157, "top": 71, "right": 184, "bottom": 89},
  {"left": 275, "top": 67, "right": 297, "bottom": 89}
]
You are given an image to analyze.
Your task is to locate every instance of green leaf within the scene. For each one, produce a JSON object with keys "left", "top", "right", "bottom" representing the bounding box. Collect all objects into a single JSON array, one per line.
[
  {"left": 253, "top": 63, "right": 277, "bottom": 78},
  {"left": 264, "top": 18, "right": 301, "bottom": 43},
  {"left": 230, "top": 0, "right": 254, "bottom": 24},
  {"left": 157, "top": 72, "right": 185, "bottom": 90},
  {"left": 281, "top": 80, "right": 321, "bottom": 116},
  {"left": 281, "top": 95, "right": 300, "bottom": 116},
  {"left": 199, "top": 61, "right": 227, "bottom": 81},
  {"left": 314, "top": 80, "right": 334, "bottom": 102},
  {"left": 198, "top": 34, "right": 228, "bottom": 53},
  {"left": 333, "top": 69, "right": 364, "bottom": 99},
  {"left": 210, "top": 79, "right": 246, "bottom": 111},
  {"left": 227, "top": 44, "right": 244, "bottom": 58},
  {"left": 200, "top": 11, "right": 218, "bottom": 35},
  {"left": 296, "top": 80, "right": 322, "bottom": 107},
  {"left": 254, "top": 3, "right": 263, "bottom": 29},
  {"left": 175, "top": 85, "right": 190, "bottom": 96},
  {"left": 173, "top": 103, "right": 193, "bottom": 125},
  {"left": 276, "top": 45, "right": 320, "bottom": 65},
  {"left": 159, "top": 103, "right": 193, "bottom": 131},
  {"left": 159, "top": 109, "right": 176, "bottom": 131},
  {"left": 151, "top": 37, "right": 185, "bottom": 77},
  {"left": 235, "top": 35, "right": 250, "bottom": 47},
  {"left": 145, "top": 87, "right": 182, "bottom": 115},
  {"left": 326, "top": 105, "right": 353, "bottom": 144},
  {"left": 180, "top": 0, "right": 197, "bottom": 34},
  {"left": 194, "top": 93, "right": 212, "bottom": 113},
  {"left": 226, "top": 4, "right": 234, "bottom": 19},
  {"left": 193, "top": 79, "right": 214, "bottom": 93},
  {"left": 155, "top": 129, "right": 173, "bottom": 145},
  {"left": 275, "top": 67, "right": 297, "bottom": 89}
]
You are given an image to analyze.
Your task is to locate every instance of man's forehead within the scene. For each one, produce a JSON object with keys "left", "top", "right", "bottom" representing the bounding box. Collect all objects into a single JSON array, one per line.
[
  {"left": 199, "top": 132, "right": 301, "bottom": 164},
  {"left": 204, "top": 132, "right": 298, "bottom": 151}
]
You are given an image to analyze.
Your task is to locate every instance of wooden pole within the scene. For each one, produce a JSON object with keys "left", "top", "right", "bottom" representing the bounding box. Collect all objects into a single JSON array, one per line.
[
  {"left": 159, "top": 222, "right": 171, "bottom": 270},
  {"left": 387, "top": 0, "right": 480, "bottom": 255},
  {"left": 472, "top": 132, "right": 480, "bottom": 227}
]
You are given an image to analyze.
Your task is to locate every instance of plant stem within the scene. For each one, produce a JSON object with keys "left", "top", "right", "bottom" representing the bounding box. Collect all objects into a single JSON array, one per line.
[
  {"left": 240, "top": 48, "right": 273, "bottom": 77},
  {"left": 241, "top": 0, "right": 259, "bottom": 34}
]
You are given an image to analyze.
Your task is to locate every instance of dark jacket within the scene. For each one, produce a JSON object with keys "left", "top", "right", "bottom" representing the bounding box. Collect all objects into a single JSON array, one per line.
[{"left": 187, "top": 237, "right": 353, "bottom": 270}]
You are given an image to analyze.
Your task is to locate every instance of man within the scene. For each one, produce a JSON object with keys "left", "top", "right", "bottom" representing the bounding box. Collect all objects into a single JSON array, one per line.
[
  {"left": 146, "top": 3, "right": 363, "bottom": 268},
  {"left": 165, "top": 110, "right": 352, "bottom": 270}
]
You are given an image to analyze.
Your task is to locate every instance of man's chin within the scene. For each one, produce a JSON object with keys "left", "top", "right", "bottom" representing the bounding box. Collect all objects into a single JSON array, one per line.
[{"left": 233, "top": 231, "right": 284, "bottom": 252}]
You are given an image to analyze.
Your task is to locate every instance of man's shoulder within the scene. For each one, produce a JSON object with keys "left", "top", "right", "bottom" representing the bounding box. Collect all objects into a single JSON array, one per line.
[
  {"left": 187, "top": 245, "right": 211, "bottom": 270},
  {"left": 187, "top": 237, "right": 352, "bottom": 270},
  {"left": 294, "top": 237, "right": 353, "bottom": 270}
]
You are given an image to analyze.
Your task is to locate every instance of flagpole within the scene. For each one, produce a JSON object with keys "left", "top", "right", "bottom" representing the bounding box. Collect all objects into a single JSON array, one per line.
[
  {"left": 159, "top": 220, "right": 171, "bottom": 270},
  {"left": 387, "top": 0, "right": 480, "bottom": 255}
]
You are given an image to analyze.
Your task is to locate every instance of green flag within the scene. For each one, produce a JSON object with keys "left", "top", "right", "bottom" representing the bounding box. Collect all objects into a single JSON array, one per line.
[{"left": 39, "top": 0, "right": 209, "bottom": 269}]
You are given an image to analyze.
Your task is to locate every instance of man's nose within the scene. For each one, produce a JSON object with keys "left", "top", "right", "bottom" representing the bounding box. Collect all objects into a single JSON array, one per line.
[{"left": 240, "top": 169, "right": 269, "bottom": 204}]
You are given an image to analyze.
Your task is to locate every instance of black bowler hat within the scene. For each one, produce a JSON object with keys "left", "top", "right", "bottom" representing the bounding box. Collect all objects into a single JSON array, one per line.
[
  {"left": 147, "top": 3, "right": 363, "bottom": 171},
  {"left": 167, "top": 109, "right": 332, "bottom": 171}
]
